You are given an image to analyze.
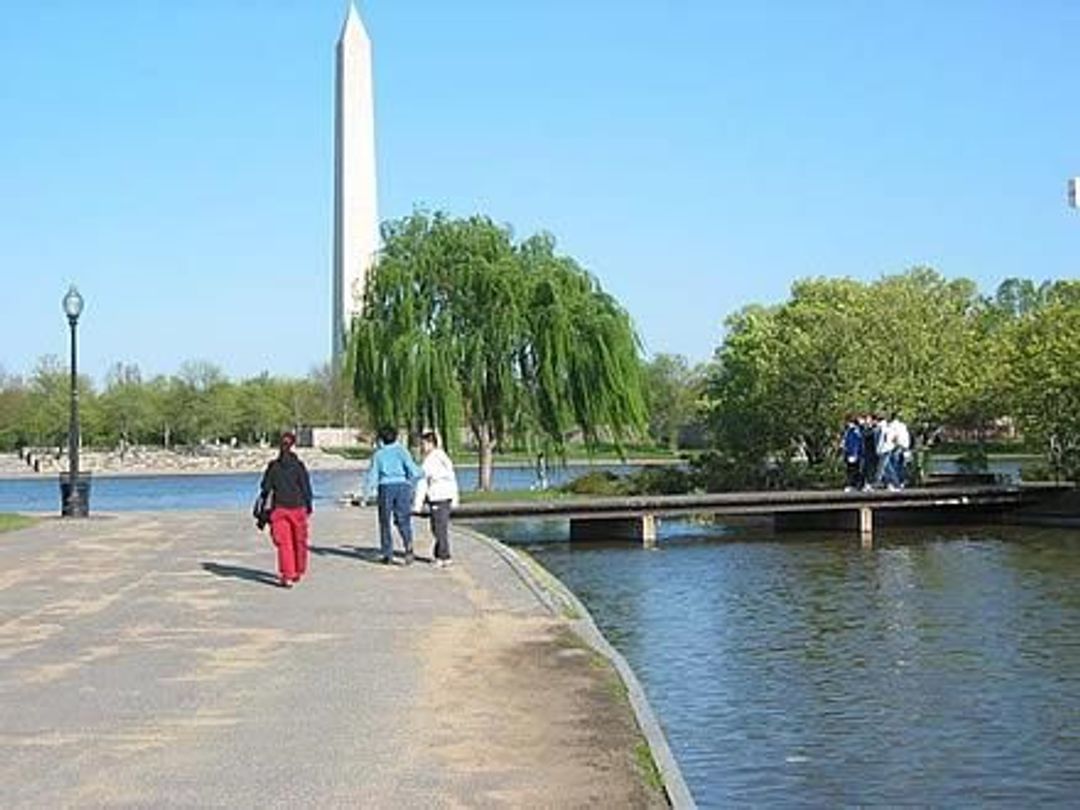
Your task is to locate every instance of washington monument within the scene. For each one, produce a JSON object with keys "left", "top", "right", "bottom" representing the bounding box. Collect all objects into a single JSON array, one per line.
[{"left": 332, "top": 3, "right": 378, "bottom": 361}]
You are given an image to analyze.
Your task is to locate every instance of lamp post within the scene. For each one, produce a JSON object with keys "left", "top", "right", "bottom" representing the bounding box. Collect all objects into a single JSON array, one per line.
[{"left": 62, "top": 284, "right": 87, "bottom": 517}]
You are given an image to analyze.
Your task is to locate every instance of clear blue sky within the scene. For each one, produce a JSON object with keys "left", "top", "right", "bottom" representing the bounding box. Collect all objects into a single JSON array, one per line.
[{"left": 3, "top": 0, "right": 1079, "bottom": 383}]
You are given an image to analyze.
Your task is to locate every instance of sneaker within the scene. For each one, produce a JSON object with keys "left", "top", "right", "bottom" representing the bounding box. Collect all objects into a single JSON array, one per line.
[
  {"left": 404, "top": 551, "right": 415, "bottom": 566},
  {"left": 279, "top": 578, "right": 293, "bottom": 589},
  {"left": 843, "top": 486, "right": 854, "bottom": 492},
  {"left": 380, "top": 556, "right": 393, "bottom": 565}
]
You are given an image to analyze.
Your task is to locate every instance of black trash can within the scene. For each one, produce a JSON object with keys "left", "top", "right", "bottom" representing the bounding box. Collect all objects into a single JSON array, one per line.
[{"left": 59, "top": 472, "right": 92, "bottom": 517}]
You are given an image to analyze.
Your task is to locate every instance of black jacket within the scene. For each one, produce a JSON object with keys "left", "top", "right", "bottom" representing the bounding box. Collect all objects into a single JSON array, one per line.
[{"left": 260, "top": 452, "right": 313, "bottom": 511}]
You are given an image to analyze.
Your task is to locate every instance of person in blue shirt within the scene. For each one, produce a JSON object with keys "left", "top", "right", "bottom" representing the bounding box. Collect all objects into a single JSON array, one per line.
[
  {"left": 365, "top": 426, "right": 423, "bottom": 564},
  {"left": 842, "top": 414, "right": 864, "bottom": 492}
]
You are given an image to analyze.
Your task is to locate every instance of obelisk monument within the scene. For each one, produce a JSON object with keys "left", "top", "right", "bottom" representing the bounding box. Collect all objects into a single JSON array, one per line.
[{"left": 332, "top": 3, "right": 378, "bottom": 361}]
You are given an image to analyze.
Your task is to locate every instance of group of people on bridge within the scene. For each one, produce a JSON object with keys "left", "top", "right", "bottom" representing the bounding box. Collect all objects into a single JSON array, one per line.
[
  {"left": 842, "top": 413, "right": 912, "bottom": 492},
  {"left": 255, "top": 427, "right": 460, "bottom": 588}
]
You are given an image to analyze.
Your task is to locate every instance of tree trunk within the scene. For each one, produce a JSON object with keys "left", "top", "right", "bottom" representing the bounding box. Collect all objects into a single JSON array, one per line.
[{"left": 476, "top": 423, "right": 495, "bottom": 492}]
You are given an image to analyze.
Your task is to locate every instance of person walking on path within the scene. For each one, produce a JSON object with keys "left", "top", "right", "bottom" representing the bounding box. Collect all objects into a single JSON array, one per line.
[
  {"left": 841, "top": 415, "right": 864, "bottom": 491},
  {"left": 413, "top": 431, "right": 460, "bottom": 567},
  {"left": 260, "top": 432, "right": 313, "bottom": 588},
  {"left": 365, "top": 426, "right": 423, "bottom": 565}
]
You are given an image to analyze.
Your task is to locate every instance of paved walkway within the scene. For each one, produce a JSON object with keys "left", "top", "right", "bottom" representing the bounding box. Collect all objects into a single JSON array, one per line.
[{"left": 0, "top": 508, "right": 665, "bottom": 808}]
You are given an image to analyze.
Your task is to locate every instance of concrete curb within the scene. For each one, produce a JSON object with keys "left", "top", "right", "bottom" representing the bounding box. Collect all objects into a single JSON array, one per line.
[{"left": 458, "top": 525, "right": 697, "bottom": 809}]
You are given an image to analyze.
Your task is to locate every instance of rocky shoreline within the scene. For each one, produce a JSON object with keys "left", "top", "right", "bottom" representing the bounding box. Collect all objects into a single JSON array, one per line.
[{"left": 1, "top": 446, "right": 362, "bottom": 479}]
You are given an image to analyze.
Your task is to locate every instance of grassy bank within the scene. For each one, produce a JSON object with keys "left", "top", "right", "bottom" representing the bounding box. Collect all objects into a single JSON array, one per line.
[
  {"left": 325, "top": 445, "right": 681, "bottom": 464},
  {"left": 0, "top": 514, "right": 35, "bottom": 533},
  {"left": 459, "top": 488, "right": 591, "bottom": 504}
]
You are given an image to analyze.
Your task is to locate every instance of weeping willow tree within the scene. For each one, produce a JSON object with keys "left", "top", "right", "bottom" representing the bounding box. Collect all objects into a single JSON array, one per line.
[{"left": 346, "top": 211, "right": 647, "bottom": 490}]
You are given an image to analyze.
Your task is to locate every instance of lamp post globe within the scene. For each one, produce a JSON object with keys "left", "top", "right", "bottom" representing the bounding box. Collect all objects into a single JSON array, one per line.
[
  {"left": 61, "top": 284, "right": 88, "bottom": 517},
  {"left": 63, "top": 284, "right": 84, "bottom": 323}
]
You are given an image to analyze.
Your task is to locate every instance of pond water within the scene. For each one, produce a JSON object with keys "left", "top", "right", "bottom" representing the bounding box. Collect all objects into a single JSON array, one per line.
[
  {"left": 483, "top": 519, "right": 1080, "bottom": 807},
  {"left": 0, "top": 463, "right": 633, "bottom": 513}
]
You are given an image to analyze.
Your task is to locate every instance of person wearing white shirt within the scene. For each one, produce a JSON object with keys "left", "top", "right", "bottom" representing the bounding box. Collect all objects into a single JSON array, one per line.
[
  {"left": 874, "top": 416, "right": 896, "bottom": 487},
  {"left": 413, "top": 431, "right": 460, "bottom": 567},
  {"left": 891, "top": 415, "right": 911, "bottom": 487}
]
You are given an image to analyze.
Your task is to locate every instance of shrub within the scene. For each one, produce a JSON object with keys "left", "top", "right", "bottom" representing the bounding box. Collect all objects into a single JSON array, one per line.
[
  {"left": 622, "top": 466, "right": 693, "bottom": 495},
  {"left": 560, "top": 470, "right": 624, "bottom": 496}
]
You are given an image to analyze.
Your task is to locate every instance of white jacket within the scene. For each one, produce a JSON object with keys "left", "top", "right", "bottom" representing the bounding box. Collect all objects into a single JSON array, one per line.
[
  {"left": 413, "top": 448, "right": 460, "bottom": 510},
  {"left": 893, "top": 420, "right": 911, "bottom": 451},
  {"left": 875, "top": 422, "right": 895, "bottom": 455}
]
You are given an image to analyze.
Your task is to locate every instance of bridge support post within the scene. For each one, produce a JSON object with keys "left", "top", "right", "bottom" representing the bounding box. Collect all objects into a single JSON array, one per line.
[
  {"left": 641, "top": 513, "right": 658, "bottom": 549},
  {"left": 859, "top": 506, "right": 874, "bottom": 548},
  {"left": 569, "top": 514, "right": 658, "bottom": 547}
]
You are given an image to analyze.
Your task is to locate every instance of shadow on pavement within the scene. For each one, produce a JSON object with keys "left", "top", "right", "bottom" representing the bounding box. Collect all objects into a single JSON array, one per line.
[
  {"left": 309, "top": 545, "right": 434, "bottom": 565},
  {"left": 201, "top": 561, "right": 280, "bottom": 587}
]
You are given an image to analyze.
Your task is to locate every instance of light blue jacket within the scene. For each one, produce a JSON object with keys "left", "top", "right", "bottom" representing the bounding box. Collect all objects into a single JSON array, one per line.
[{"left": 365, "top": 442, "right": 423, "bottom": 496}]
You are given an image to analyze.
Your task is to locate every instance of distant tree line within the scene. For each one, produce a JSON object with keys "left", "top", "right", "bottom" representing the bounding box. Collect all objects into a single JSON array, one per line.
[{"left": 0, "top": 360, "right": 357, "bottom": 452}]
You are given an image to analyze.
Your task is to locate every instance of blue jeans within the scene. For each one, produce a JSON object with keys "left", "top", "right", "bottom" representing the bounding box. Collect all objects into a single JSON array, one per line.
[
  {"left": 876, "top": 449, "right": 902, "bottom": 487},
  {"left": 890, "top": 448, "right": 907, "bottom": 487},
  {"left": 376, "top": 482, "right": 414, "bottom": 559}
]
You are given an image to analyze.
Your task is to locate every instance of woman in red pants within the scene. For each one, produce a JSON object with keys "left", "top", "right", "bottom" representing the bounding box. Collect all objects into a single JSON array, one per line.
[{"left": 259, "top": 432, "right": 313, "bottom": 588}]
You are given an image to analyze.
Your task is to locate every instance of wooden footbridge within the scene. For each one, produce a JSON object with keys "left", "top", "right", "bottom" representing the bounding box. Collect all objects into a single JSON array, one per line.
[{"left": 452, "top": 484, "right": 1055, "bottom": 547}]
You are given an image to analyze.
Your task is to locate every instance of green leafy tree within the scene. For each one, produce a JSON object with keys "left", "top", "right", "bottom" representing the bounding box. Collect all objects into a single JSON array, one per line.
[
  {"left": 98, "top": 363, "right": 155, "bottom": 447},
  {"left": 1006, "top": 281, "right": 1080, "bottom": 481},
  {"left": 26, "top": 356, "right": 72, "bottom": 447},
  {"left": 172, "top": 361, "right": 235, "bottom": 445},
  {"left": 348, "top": 212, "right": 647, "bottom": 490},
  {"left": 643, "top": 353, "right": 705, "bottom": 450},
  {"left": 0, "top": 369, "right": 31, "bottom": 451},
  {"left": 705, "top": 304, "right": 786, "bottom": 465},
  {"left": 21, "top": 355, "right": 98, "bottom": 455},
  {"left": 704, "top": 269, "right": 987, "bottom": 486},
  {"left": 852, "top": 269, "right": 984, "bottom": 442},
  {"left": 236, "top": 373, "right": 293, "bottom": 444},
  {"left": 308, "top": 362, "right": 362, "bottom": 429}
]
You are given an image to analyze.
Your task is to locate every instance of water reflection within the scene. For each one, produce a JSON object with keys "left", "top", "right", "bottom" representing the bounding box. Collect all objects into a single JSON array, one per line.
[{"left": 492, "top": 521, "right": 1080, "bottom": 807}]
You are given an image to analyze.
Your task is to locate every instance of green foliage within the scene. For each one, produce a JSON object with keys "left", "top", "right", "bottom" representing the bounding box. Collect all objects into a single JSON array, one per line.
[
  {"left": 558, "top": 465, "right": 694, "bottom": 496},
  {"left": 560, "top": 470, "right": 624, "bottom": 496},
  {"left": 705, "top": 268, "right": 997, "bottom": 479},
  {"left": 621, "top": 465, "right": 694, "bottom": 495},
  {"left": 347, "top": 211, "right": 648, "bottom": 489},
  {"left": 0, "top": 368, "right": 30, "bottom": 450},
  {"left": 687, "top": 451, "right": 843, "bottom": 492},
  {"left": 1019, "top": 460, "right": 1055, "bottom": 483},
  {"left": 1006, "top": 281, "right": 1080, "bottom": 482},
  {"left": 642, "top": 354, "right": 706, "bottom": 450},
  {"left": 0, "top": 359, "right": 358, "bottom": 452},
  {"left": 701, "top": 270, "right": 1080, "bottom": 486},
  {"left": 25, "top": 356, "right": 74, "bottom": 446}
]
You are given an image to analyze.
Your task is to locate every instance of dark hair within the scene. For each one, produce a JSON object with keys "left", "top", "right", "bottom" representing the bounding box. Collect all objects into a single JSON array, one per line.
[
  {"left": 378, "top": 426, "right": 398, "bottom": 445},
  {"left": 420, "top": 430, "right": 439, "bottom": 447},
  {"left": 280, "top": 431, "right": 296, "bottom": 452}
]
